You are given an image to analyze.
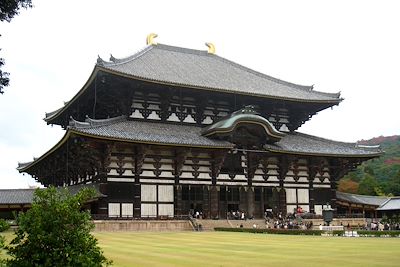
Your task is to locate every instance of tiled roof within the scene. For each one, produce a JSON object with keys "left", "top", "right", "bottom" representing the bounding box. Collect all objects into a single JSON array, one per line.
[
  {"left": 20, "top": 117, "right": 382, "bottom": 173},
  {"left": 69, "top": 116, "right": 381, "bottom": 156},
  {"left": 377, "top": 198, "right": 400, "bottom": 211},
  {"left": 97, "top": 44, "right": 341, "bottom": 102},
  {"left": 0, "top": 189, "right": 35, "bottom": 204},
  {"left": 266, "top": 132, "right": 382, "bottom": 157},
  {"left": 0, "top": 184, "right": 105, "bottom": 205},
  {"left": 336, "top": 191, "right": 389, "bottom": 206},
  {"left": 69, "top": 116, "right": 233, "bottom": 148}
]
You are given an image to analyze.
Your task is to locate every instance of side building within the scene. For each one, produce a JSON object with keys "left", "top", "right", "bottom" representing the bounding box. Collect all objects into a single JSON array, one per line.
[{"left": 17, "top": 36, "right": 382, "bottom": 219}]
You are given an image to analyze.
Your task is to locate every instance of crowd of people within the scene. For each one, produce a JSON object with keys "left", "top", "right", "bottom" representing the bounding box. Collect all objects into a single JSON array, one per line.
[
  {"left": 367, "top": 221, "right": 400, "bottom": 231},
  {"left": 265, "top": 211, "right": 314, "bottom": 230}
]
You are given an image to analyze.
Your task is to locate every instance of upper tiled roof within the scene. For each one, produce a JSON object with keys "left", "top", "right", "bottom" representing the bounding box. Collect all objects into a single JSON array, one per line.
[
  {"left": 97, "top": 44, "right": 341, "bottom": 103},
  {"left": 336, "top": 191, "right": 389, "bottom": 206},
  {"left": 265, "top": 132, "right": 382, "bottom": 157}
]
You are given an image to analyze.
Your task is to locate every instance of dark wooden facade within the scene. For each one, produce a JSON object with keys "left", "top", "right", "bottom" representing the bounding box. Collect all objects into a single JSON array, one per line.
[{"left": 19, "top": 41, "right": 381, "bottom": 219}]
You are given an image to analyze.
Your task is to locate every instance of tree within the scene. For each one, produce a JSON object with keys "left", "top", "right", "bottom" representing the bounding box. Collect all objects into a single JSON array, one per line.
[
  {"left": 0, "top": 0, "right": 33, "bottom": 94},
  {"left": 358, "top": 174, "right": 379, "bottom": 196},
  {"left": 6, "top": 187, "right": 112, "bottom": 267},
  {"left": 337, "top": 179, "right": 359, "bottom": 194}
]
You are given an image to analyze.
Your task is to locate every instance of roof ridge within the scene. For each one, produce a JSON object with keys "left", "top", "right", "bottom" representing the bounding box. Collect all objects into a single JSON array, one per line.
[
  {"left": 98, "top": 42, "right": 340, "bottom": 99},
  {"left": 98, "top": 45, "right": 154, "bottom": 67}
]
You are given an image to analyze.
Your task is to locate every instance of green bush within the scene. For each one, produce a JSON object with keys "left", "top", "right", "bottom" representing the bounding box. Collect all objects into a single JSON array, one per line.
[
  {"left": 214, "top": 227, "right": 340, "bottom": 236},
  {"left": 357, "top": 230, "right": 400, "bottom": 237},
  {"left": 214, "top": 227, "right": 400, "bottom": 237},
  {"left": 5, "top": 187, "right": 112, "bottom": 266},
  {"left": 0, "top": 219, "right": 10, "bottom": 232}
]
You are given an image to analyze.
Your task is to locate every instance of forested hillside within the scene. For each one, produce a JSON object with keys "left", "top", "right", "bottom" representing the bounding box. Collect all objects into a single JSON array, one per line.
[{"left": 338, "top": 135, "right": 400, "bottom": 196}]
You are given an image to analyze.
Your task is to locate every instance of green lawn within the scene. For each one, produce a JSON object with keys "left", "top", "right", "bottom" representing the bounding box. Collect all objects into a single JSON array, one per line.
[{"left": 94, "top": 232, "right": 400, "bottom": 267}]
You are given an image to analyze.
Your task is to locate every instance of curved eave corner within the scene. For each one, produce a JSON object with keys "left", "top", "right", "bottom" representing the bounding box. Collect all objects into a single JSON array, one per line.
[
  {"left": 17, "top": 131, "right": 73, "bottom": 173},
  {"left": 44, "top": 66, "right": 101, "bottom": 124},
  {"left": 17, "top": 126, "right": 234, "bottom": 174}
]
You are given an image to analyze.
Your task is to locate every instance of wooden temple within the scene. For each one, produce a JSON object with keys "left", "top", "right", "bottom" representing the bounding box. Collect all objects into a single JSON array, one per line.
[{"left": 18, "top": 35, "right": 382, "bottom": 219}]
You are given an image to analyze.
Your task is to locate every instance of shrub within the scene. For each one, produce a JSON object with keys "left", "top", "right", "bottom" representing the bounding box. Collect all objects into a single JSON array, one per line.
[
  {"left": 5, "top": 187, "right": 112, "bottom": 266},
  {"left": 0, "top": 219, "right": 10, "bottom": 232},
  {"left": 214, "top": 227, "right": 338, "bottom": 235}
]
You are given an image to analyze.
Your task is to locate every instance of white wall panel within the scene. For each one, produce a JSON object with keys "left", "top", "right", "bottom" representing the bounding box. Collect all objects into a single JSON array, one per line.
[
  {"left": 297, "top": 189, "right": 309, "bottom": 203},
  {"left": 286, "top": 188, "right": 297, "bottom": 203},
  {"left": 121, "top": 203, "right": 134, "bottom": 217},
  {"left": 141, "top": 204, "right": 156, "bottom": 217},
  {"left": 158, "top": 204, "right": 174, "bottom": 217},
  {"left": 158, "top": 185, "right": 174, "bottom": 202},
  {"left": 314, "top": 205, "right": 323, "bottom": 215},
  {"left": 287, "top": 205, "right": 297, "bottom": 214},
  {"left": 299, "top": 205, "right": 309, "bottom": 212},
  {"left": 108, "top": 203, "right": 120, "bottom": 217},
  {"left": 141, "top": 185, "right": 157, "bottom": 201}
]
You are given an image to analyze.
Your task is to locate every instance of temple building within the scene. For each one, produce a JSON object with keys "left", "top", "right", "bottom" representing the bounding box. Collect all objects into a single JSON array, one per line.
[{"left": 17, "top": 34, "right": 382, "bottom": 219}]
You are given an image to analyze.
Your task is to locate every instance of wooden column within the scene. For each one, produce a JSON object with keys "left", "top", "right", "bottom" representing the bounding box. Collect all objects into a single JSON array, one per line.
[
  {"left": 210, "top": 186, "right": 219, "bottom": 219},
  {"left": 133, "top": 145, "right": 146, "bottom": 218},
  {"left": 247, "top": 187, "right": 255, "bottom": 219},
  {"left": 308, "top": 159, "right": 317, "bottom": 214},
  {"left": 174, "top": 185, "right": 182, "bottom": 216},
  {"left": 277, "top": 156, "right": 289, "bottom": 215}
]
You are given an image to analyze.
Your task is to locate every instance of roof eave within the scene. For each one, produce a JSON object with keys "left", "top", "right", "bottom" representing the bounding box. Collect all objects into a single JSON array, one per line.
[
  {"left": 44, "top": 65, "right": 342, "bottom": 125},
  {"left": 44, "top": 66, "right": 100, "bottom": 124},
  {"left": 265, "top": 148, "right": 383, "bottom": 158},
  {"left": 18, "top": 128, "right": 234, "bottom": 174},
  {"left": 98, "top": 67, "right": 343, "bottom": 104}
]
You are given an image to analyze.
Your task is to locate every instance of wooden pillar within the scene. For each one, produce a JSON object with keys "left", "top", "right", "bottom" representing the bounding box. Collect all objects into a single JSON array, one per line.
[
  {"left": 247, "top": 187, "right": 255, "bottom": 219},
  {"left": 210, "top": 186, "right": 219, "bottom": 219},
  {"left": 260, "top": 188, "right": 265, "bottom": 218},
  {"left": 202, "top": 186, "right": 210, "bottom": 219},
  {"left": 174, "top": 185, "right": 182, "bottom": 216}
]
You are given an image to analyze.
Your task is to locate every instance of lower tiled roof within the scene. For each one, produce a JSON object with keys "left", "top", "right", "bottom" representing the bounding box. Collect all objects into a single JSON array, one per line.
[
  {"left": 0, "top": 184, "right": 105, "bottom": 205},
  {"left": 69, "top": 117, "right": 381, "bottom": 157},
  {"left": 377, "top": 198, "right": 400, "bottom": 211},
  {"left": 266, "top": 132, "right": 382, "bottom": 157},
  {"left": 0, "top": 189, "right": 35, "bottom": 205},
  {"left": 336, "top": 191, "right": 389, "bottom": 206},
  {"left": 70, "top": 117, "right": 233, "bottom": 148}
]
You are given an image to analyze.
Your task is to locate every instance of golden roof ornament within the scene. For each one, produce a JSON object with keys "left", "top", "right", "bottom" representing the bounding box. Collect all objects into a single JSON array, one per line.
[
  {"left": 205, "top": 42, "right": 215, "bottom": 54},
  {"left": 146, "top": 33, "right": 158, "bottom": 45}
]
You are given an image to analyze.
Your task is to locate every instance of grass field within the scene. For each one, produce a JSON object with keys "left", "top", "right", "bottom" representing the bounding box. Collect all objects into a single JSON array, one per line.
[{"left": 94, "top": 232, "right": 400, "bottom": 267}]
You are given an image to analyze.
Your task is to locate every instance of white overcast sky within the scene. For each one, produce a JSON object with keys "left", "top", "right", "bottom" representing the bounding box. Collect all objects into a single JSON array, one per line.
[{"left": 0, "top": 0, "right": 399, "bottom": 189}]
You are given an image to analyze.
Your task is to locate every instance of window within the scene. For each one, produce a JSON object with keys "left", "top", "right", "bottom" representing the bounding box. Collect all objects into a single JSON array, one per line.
[
  {"left": 183, "top": 186, "right": 203, "bottom": 201},
  {"left": 255, "top": 188, "right": 261, "bottom": 202},
  {"left": 108, "top": 203, "right": 120, "bottom": 217},
  {"left": 121, "top": 203, "right": 134, "bottom": 217},
  {"left": 220, "top": 187, "right": 240, "bottom": 202}
]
